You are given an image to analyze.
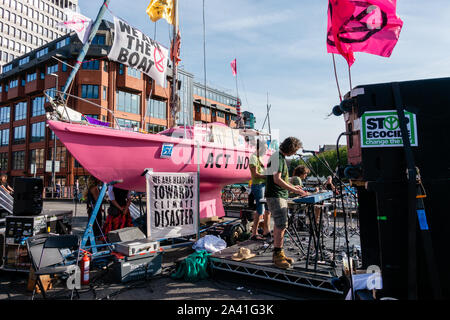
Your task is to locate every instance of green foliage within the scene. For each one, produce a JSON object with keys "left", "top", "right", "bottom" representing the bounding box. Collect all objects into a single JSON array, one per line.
[{"left": 289, "top": 146, "right": 348, "bottom": 178}]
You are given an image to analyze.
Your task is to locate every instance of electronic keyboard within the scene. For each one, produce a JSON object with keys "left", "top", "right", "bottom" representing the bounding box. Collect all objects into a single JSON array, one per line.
[{"left": 289, "top": 191, "right": 333, "bottom": 204}]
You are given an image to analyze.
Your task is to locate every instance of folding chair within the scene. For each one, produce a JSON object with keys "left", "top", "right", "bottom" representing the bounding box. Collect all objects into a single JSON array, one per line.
[{"left": 26, "top": 234, "right": 81, "bottom": 300}]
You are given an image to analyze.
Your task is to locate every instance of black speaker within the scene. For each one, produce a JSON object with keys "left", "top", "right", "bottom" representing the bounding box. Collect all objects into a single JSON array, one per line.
[
  {"left": 13, "top": 177, "right": 43, "bottom": 216},
  {"left": 341, "top": 77, "right": 450, "bottom": 299}
]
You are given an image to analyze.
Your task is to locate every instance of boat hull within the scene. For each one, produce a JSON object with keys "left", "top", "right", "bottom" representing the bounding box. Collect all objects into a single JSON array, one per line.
[{"left": 47, "top": 120, "right": 254, "bottom": 218}]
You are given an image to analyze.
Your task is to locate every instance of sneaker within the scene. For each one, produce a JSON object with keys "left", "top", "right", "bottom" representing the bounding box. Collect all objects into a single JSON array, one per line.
[{"left": 272, "top": 251, "right": 291, "bottom": 269}]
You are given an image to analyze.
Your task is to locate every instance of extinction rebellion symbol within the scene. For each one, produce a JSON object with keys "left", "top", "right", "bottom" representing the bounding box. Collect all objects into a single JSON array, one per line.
[{"left": 361, "top": 110, "right": 418, "bottom": 148}]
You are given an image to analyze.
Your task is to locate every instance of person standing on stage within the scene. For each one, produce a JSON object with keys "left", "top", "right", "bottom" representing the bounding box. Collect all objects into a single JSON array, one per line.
[
  {"left": 249, "top": 139, "right": 271, "bottom": 240},
  {"left": 0, "top": 174, "right": 14, "bottom": 194},
  {"left": 265, "top": 137, "right": 310, "bottom": 269},
  {"left": 103, "top": 185, "right": 133, "bottom": 235}
]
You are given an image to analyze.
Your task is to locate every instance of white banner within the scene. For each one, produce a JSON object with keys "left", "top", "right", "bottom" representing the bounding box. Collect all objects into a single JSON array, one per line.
[
  {"left": 108, "top": 16, "right": 168, "bottom": 87},
  {"left": 57, "top": 9, "right": 92, "bottom": 44},
  {"left": 146, "top": 172, "right": 198, "bottom": 240}
]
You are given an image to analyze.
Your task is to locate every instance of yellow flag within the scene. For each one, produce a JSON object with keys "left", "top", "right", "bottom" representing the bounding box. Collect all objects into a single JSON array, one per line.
[{"left": 146, "top": 0, "right": 175, "bottom": 25}]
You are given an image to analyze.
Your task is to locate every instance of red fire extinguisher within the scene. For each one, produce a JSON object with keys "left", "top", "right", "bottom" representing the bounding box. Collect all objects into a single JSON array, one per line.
[{"left": 80, "top": 251, "right": 91, "bottom": 285}]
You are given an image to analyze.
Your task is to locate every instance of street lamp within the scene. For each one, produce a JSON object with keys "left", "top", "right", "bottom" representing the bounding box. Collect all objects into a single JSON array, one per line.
[{"left": 49, "top": 73, "right": 58, "bottom": 198}]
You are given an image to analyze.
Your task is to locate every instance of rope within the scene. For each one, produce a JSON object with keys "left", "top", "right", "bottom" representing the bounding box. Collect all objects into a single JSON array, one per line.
[{"left": 332, "top": 54, "right": 343, "bottom": 102}]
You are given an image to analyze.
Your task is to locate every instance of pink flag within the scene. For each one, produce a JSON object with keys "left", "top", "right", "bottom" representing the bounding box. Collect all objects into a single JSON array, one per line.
[
  {"left": 326, "top": 0, "right": 403, "bottom": 67},
  {"left": 230, "top": 59, "right": 237, "bottom": 76}
]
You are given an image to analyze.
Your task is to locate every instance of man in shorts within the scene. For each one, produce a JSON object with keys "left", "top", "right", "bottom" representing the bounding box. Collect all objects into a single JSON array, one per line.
[
  {"left": 265, "top": 137, "right": 310, "bottom": 269},
  {"left": 249, "top": 139, "right": 271, "bottom": 240}
]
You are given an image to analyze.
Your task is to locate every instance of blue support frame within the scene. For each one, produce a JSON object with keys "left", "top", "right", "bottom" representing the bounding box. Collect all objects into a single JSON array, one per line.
[{"left": 80, "top": 182, "right": 108, "bottom": 255}]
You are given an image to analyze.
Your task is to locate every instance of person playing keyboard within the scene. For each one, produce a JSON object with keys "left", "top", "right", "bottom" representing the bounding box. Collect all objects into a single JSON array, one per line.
[{"left": 265, "top": 137, "right": 309, "bottom": 269}]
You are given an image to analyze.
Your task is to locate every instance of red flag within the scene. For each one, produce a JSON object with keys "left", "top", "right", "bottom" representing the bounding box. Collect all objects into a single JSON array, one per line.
[
  {"left": 230, "top": 59, "right": 237, "bottom": 76},
  {"left": 327, "top": 0, "right": 403, "bottom": 67},
  {"left": 170, "top": 30, "right": 181, "bottom": 66}
]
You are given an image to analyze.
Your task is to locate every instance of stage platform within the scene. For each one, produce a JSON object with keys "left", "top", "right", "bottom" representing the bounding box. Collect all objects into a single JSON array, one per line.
[{"left": 210, "top": 239, "right": 343, "bottom": 295}]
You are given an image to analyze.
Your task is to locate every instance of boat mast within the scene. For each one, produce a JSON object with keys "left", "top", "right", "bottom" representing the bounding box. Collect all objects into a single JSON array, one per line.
[
  {"left": 60, "top": 0, "right": 111, "bottom": 100},
  {"left": 170, "top": 0, "right": 179, "bottom": 130}
]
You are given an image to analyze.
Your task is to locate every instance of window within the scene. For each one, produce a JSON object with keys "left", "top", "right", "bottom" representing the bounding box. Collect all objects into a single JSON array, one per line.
[
  {"left": 9, "top": 79, "right": 19, "bottom": 88},
  {"left": 12, "top": 150, "right": 25, "bottom": 170},
  {"left": 103, "top": 86, "right": 107, "bottom": 100},
  {"left": 29, "top": 148, "right": 45, "bottom": 169},
  {"left": 14, "top": 102, "right": 27, "bottom": 120},
  {"left": 31, "top": 96, "right": 45, "bottom": 117},
  {"left": 62, "top": 63, "right": 67, "bottom": 72},
  {"left": 45, "top": 86, "right": 56, "bottom": 101},
  {"left": 31, "top": 121, "right": 45, "bottom": 142},
  {"left": 81, "top": 85, "right": 99, "bottom": 99},
  {"left": 117, "top": 118, "right": 140, "bottom": 130},
  {"left": 127, "top": 67, "right": 141, "bottom": 79},
  {"left": 147, "top": 124, "right": 166, "bottom": 134},
  {"left": 56, "top": 37, "right": 70, "bottom": 49},
  {"left": 103, "top": 61, "right": 108, "bottom": 72},
  {"left": 92, "top": 35, "right": 105, "bottom": 45},
  {"left": 27, "top": 72, "right": 37, "bottom": 82},
  {"left": 36, "top": 47, "right": 48, "bottom": 58},
  {"left": 147, "top": 98, "right": 167, "bottom": 119},
  {"left": 81, "top": 60, "right": 99, "bottom": 70},
  {"left": 13, "top": 125, "right": 26, "bottom": 145},
  {"left": 1, "top": 129, "right": 9, "bottom": 146},
  {"left": 47, "top": 63, "right": 58, "bottom": 74},
  {"left": 116, "top": 90, "right": 140, "bottom": 114},
  {"left": 118, "top": 64, "right": 124, "bottom": 75},
  {"left": 0, "top": 107, "right": 10, "bottom": 124},
  {"left": 3, "top": 64, "right": 12, "bottom": 73},
  {"left": 48, "top": 146, "right": 67, "bottom": 168},
  {"left": 0, "top": 153, "right": 8, "bottom": 171}
]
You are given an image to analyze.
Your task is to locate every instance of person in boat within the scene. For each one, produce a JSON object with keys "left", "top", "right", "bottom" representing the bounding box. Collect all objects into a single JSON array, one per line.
[
  {"left": 103, "top": 185, "right": 133, "bottom": 235},
  {"left": 84, "top": 176, "right": 104, "bottom": 241},
  {"left": 0, "top": 174, "right": 14, "bottom": 194},
  {"left": 249, "top": 139, "right": 271, "bottom": 241},
  {"left": 265, "top": 137, "right": 310, "bottom": 269}
]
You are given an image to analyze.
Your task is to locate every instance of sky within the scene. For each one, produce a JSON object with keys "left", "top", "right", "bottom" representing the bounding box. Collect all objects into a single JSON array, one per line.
[{"left": 79, "top": 0, "right": 450, "bottom": 150}]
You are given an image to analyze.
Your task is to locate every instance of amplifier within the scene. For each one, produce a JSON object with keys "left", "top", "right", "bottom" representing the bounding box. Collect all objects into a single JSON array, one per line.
[
  {"left": 5, "top": 215, "right": 47, "bottom": 245},
  {"left": 114, "top": 239, "right": 161, "bottom": 257},
  {"left": 13, "top": 178, "right": 43, "bottom": 216},
  {"left": 112, "top": 251, "right": 162, "bottom": 283},
  {"left": 46, "top": 210, "right": 73, "bottom": 235},
  {"left": 107, "top": 227, "right": 146, "bottom": 243},
  {"left": 334, "top": 77, "right": 450, "bottom": 299}
]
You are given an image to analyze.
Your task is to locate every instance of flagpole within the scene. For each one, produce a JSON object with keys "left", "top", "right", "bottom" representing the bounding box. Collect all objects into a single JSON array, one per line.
[
  {"left": 233, "top": 60, "right": 241, "bottom": 128},
  {"left": 332, "top": 54, "right": 343, "bottom": 102},
  {"left": 61, "top": 0, "right": 110, "bottom": 99},
  {"left": 170, "top": 0, "right": 179, "bottom": 129},
  {"left": 347, "top": 63, "right": 353, "bottom": 94}
]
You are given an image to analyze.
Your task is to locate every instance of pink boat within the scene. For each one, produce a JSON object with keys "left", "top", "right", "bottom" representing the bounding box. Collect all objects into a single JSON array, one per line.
[{"left": 47, "top": 119, "right": 267, "bottom": 218}]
